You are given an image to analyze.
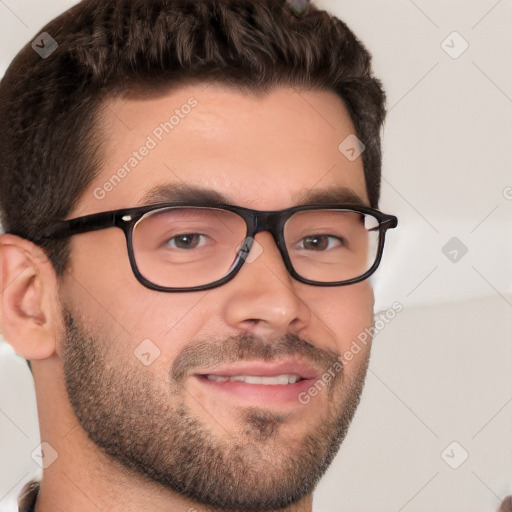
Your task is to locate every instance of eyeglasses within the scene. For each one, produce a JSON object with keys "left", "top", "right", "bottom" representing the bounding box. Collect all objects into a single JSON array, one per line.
[{"left": 37, "top": 202, "right": 398, "bottom": 292}]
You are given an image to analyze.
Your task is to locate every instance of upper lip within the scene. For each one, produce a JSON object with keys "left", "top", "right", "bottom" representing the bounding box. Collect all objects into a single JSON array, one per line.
[{"left": 194, "top": 359, "right": 319, "bottom": 380}]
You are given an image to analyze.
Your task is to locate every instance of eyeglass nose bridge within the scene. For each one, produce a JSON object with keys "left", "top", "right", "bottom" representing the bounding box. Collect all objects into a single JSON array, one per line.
[{"left": 240, "top": 209, "right": 292, "bottom": 268}]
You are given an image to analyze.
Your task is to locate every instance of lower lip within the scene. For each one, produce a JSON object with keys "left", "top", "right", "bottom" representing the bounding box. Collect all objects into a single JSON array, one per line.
[{"left": 194, "top": 375, "right": 315, "bottom": 404}]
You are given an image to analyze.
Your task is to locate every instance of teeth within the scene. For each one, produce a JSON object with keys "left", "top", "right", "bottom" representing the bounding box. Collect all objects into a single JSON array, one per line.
[
  {"left": 206, "top": 375, "right": 230, "bottom": 382},
  {"left": 206, "top": 374, "right": 302, "bottom": 385}
]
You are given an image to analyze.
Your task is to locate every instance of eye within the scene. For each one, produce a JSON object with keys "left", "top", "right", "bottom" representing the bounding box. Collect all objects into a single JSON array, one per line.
[
  {"left": 165, "top": 233, "right": 208, "bottom": 249},
  {"left": 297, "top": 234, "right": 346, "bottom": 251}
]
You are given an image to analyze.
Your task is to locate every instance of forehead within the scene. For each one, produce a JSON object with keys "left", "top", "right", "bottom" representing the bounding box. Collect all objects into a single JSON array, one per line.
[{"left": 78, "top": 83, "right": 368, "bottom": 215}]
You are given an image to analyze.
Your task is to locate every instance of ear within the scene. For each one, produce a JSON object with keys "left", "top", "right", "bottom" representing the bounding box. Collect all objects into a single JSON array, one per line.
[{"left": 0, "top": 234, "right": 61, "bottom": 360}]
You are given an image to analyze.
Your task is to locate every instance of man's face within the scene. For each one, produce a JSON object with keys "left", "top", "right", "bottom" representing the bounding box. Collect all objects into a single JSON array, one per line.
[{"left": 57, "top": 83, "right": 375, "bottom": 510}]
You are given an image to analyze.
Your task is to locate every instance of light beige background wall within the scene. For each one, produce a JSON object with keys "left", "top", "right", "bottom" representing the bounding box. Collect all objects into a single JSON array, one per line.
[{"left": 1, "top": 1, "right": 511, "bottom": 511}]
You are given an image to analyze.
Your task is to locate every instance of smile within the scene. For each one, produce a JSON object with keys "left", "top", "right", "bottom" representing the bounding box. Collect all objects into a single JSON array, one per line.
[{"left": 204, "top": 374, "right": 304, "bottom": 384}]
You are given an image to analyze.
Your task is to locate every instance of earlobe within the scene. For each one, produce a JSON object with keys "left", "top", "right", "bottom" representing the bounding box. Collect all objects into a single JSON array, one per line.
[{"left": 0, "top": 234, "right": 60, "bottom": 360}]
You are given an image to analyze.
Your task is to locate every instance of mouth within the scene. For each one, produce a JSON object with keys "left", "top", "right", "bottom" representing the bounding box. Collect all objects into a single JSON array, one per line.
[
  {"left": 201, "top": 374, "right": 305, "bottom": 384},
  {"left": 192, "top": 359, "right": 319, "bottom": 405}
]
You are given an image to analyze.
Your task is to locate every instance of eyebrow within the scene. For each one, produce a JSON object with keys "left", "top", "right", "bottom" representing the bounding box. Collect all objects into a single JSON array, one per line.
[{"left": 137, "top": 183, "right": 368, "bottom": 208}]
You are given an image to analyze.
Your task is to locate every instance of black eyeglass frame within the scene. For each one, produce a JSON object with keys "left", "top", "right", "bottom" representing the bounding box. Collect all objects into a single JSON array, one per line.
[{"left": 36, "top": 202, "right": 398, "bottom": 292}]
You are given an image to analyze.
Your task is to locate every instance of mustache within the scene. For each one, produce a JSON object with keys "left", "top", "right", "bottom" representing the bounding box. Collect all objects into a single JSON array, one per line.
[{"left": 171, "top": 331, "right": 342, "bottom": 383}]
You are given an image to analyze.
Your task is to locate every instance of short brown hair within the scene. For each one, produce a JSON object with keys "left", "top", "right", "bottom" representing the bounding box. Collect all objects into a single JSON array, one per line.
[{"left": 0, "top": 0, "right": 386, "bottom": 275}]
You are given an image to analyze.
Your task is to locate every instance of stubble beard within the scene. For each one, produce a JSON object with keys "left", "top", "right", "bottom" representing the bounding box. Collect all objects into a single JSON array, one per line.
[{"left": 60, "top": 307, "right": 371, "bottom": 511}]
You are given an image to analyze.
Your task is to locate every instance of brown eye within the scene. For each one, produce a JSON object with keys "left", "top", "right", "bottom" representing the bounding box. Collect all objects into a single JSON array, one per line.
[
  {"left": 297, "top": 235, "right": 345, "bottom": 251},
  {"left": 166, "top": 234, "right": 206, "bottom": 249}
]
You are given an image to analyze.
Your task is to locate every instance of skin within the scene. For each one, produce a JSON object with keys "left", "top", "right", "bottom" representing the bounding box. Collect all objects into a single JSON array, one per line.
[{"left": 0, "top": 83, "right": 375, "bottom": 512}]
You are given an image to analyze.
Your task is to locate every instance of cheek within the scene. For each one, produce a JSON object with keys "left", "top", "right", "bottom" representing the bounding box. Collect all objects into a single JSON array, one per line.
[
  {"left": 306, "top": 281, "right": 374, "bottom": 355},
  {"left": 336, "top": 282, "right": 374, "bottom": 373},
  {"left": 66, "top": 228, "right": 192, "bottom": 329},
  {"left": 124, "top": 291, "right": 214, "bottom": 366},
  {"left": 63, "top": 233, "right": 213, "bottom": 365},
  {"left": 344, "top": 280, "right": 374, "bottom": 327}
]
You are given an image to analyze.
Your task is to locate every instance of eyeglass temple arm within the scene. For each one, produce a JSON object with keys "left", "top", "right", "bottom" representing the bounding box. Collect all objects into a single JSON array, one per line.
[{"left": 37, "top": 211, "right": 121, "bottom": 241}]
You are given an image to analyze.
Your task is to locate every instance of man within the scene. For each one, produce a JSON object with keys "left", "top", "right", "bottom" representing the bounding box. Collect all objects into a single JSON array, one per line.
[{"left": 0, "top": 1, "right": 399, "bottom": 511}]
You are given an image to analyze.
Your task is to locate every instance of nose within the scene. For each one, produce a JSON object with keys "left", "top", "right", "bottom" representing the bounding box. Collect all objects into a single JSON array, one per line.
[{"left": 220, "top": 230, "right": 311, "bottom": 337}]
